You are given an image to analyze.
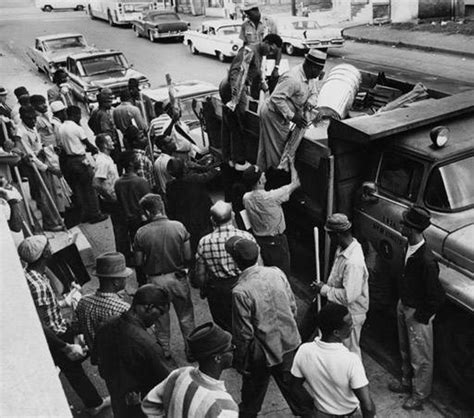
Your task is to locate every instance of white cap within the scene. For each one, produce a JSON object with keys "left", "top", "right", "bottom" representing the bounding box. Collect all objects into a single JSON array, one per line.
[{"left": 50, "top": 101, "right": 66, "bottom": 113}]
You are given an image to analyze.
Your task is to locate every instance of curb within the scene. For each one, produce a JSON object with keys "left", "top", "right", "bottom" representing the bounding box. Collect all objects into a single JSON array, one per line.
[{"left": 342, "top": 28, "right": 474, "bottom": 59}]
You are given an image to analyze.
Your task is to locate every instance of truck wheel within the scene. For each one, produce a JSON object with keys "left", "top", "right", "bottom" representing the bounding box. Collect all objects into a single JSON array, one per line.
[
  {"left": 217, "top": 51, "right": 226, "bottom": 62},
  {"left": 435, "top": 305, "right": 474, "bottom": 401},
  {"left": 108, "top": 10, "right": 115, "bottom": 26},
  {"left": 149, "top": 31, "right": 155, "bottom": 43},
  {"left": 76, "top": 5, "right": 84, "bottom": 11},
  {"left": 189, "top": 42, "right": 198, "bottom": 55},
  {"left": 284, "top": 43, "right": 295, "bottom": 56},
  {"left": 43, "top": 5, "right": 53, "bottom": 12}
]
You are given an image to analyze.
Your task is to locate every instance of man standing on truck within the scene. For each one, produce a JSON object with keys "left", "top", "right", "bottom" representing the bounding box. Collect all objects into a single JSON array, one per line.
[
  {"left": 257, "top": 49, "right": 326, "bottom": 172},
  {"left": 313, "top": 213, "right": 369, "bottom": 358},
  {"left": 388, "top": 206, "right": 444, "bottom": 411}
]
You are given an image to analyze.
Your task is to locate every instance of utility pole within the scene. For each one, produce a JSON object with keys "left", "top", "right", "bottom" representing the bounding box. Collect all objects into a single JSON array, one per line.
[{"left": 291, "top": 0, "right": 297, "bottom": 16}]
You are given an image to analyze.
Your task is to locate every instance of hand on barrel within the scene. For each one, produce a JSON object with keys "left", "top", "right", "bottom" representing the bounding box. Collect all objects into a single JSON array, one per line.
[{"left": 292, "top": 112, "right": 308, "bottom": 129}]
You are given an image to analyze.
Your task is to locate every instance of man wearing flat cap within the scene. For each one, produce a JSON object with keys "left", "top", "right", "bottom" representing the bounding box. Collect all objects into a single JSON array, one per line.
[
  {"left": 388, "top": 206, "right": 444, "bottom": 411},
  {"left": 76, "top": 252, "right": 131, "bottom": 352},
  {"left": 142, "top": 322, "right": 238, "bottom": 417},
  {"left": 227, "top": 237, "right": 313, "bottom": 417},
  {"left": 257, "top": 49, "right": 326, "bottom": 171},
  {"left": 313, "top": 213, "right": 369, "bottom": 358},
  {"left": 18, "top": 236, "right": 111, "bottom": 416}
]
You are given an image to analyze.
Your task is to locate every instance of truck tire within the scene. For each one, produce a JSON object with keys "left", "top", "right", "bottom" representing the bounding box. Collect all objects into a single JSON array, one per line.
[
  {"left": 435, "top": 304, "right": 474, "bottom": 401},
  {"left": 43, "top": 5, "right": 53, "bottom": 12}
]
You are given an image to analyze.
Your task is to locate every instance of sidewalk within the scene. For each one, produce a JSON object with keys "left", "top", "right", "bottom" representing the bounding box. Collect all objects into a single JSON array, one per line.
[{"left": 343, "top": 24, "right": 474, "bottom": 58}]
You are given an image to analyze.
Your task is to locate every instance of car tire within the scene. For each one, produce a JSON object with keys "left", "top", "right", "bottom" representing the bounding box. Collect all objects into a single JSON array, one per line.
[
  {"left": 284, "top": 43, "right": 296, "bottom": 56},
  {"left": 189, "top": 42, "right": 198, "bottom": 55},
  {"left": 134, "top": 25, "right": 141, "bottom": 37},
  {"left": 43, "top": 5, "right": 53, "bottom": 12},
  {"left": 217, "top": 51, "right": 226, "bottom": 62},
  {"left": 149, "top": 31, "right": 155, "bottom": 43},
  {"left": 108, "top": 10, "right": 115, "bottom": 27},
  {"left": 76, "top": 5, "right": 84, "bottom": 11}
]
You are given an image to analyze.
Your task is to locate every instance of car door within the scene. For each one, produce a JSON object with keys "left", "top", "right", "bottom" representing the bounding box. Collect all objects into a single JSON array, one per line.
[
  {"left": 194, "top": 24, "right": 208, "bottom": 53},
  {"left": 66, "top": 58, "right": 84, "bottom": 99},
  {"left": 353, "top": 149, "right": 427, "bottom": 308}
]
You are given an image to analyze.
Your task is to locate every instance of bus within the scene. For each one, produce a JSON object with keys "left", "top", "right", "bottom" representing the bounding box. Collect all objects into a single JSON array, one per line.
[{"left": 86, "top": 0, "right": 173, "bottom": 26}]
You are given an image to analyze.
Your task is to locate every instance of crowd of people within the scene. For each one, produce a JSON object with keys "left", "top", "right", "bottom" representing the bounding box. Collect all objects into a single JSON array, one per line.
[{"left": 1, "top": 1, "right": 446, "bottom": 417}]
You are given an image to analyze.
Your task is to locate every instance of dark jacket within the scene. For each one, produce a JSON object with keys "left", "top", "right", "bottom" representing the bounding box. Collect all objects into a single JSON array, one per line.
[{"left": 399, "top": 244, "right": 445, "bottom": 324}]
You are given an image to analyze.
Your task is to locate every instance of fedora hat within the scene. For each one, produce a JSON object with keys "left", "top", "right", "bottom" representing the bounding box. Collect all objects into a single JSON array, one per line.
[
  {"left": 305, "top": 49, "right": 327, "bottom": 67},
  {"left": 402, "top": 206, "right": 431, "bottom": 231},
  {"left": 0, "top": 86, "right": 8, "bottom": 96},
  {"left": 93, "top": 252, "right": 132, "bottom": 278}
]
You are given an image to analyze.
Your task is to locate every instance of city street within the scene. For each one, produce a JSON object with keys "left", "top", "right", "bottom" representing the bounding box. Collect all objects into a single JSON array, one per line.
[{"left": 1, "top": 1, "right": 473, "bottom": 417}]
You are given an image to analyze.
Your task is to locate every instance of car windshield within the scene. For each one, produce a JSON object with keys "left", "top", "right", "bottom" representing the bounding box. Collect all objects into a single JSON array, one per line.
[
  {"left": 148, "top": 13, "right": 179, "bottom": 22},
  {"left": 79, "top": 54, "right": 127, "bottom": 76},
  {"left": 216, "top": 25, "right": 241, "bottom": 36},
  {"left": 424, "top": 155, "right": 474, "bottom": 211},
  {"left": 44, "top": 36, "right": 86, "bottom": 51},
  {"left": 289, "top": 20, "right": 321, "bottom": 30}
]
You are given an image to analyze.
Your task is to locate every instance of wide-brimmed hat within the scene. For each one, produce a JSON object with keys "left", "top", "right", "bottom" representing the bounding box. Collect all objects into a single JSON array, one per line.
[
  {"left": 0, "top": 87, "right": 8, "bottom": 96},
  {"left": 225, "top": 236, "right": 259, "bottom": 262},
  {"left": 187, "top": 322, "right": 233, "bottom": 360},
  {"left": 18, "top": 235, "right": 48, "bottom": 264},
  {"left": 93, "top": 252, "right": 132, "bottom": 278},
  {"left": 402, "top": 206, "right": 431, "bottom": 231},
  {"left": 243, "top": 1, "right": 259, "bottom": 11},
  {"left": 305, "top": 49, "right": 327, "bottom": 67},
  {"left": 324, "top": 213, "right": 352, "bottom": 233}
]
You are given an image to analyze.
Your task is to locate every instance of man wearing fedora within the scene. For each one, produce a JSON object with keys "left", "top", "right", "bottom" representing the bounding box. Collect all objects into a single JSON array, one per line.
[
  {"left": 95, "top": 284, "right": 171, "bottom": 418},
  {"left": 257, "top": 49, "right": 326, "bottom": 171},
  {"left": 18, "top": 235, "right": 111, "bottom": 416},
  {"left": 75, "top": 252, "right": 131, "bottom": 352},
  {"left": 313, "top": 213, "right": 369, "bottom": 358},
  {"left": 388, "top": 206, "right": 444, "bottom": 410},
  {"left": 227, "top": 236, "right": 313, "bottom": 418},
  {"left": 142, "top": 322, "right": 238, "bottom": 417}
]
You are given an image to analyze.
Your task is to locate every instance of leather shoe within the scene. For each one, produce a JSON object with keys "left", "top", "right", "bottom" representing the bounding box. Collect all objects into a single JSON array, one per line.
[
  {"left": 388, "top": 380, "right": 411, "bottom": 394},
  {"left": 403, "top": 396, "right": 424, "bottom": 411}
]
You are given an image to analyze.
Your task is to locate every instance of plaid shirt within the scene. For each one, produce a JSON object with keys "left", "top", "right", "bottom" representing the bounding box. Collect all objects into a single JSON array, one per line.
[
  {"left": 75, "top": 291, "right": 130, "bottom": 349},
  {"left": 134, "top": 149, "right": 156, "bottom": 189},
  {"left": 196, "top": 224, "right": 256, "bottom": 280},
  {"left": 24, "top": 269, "right": 67, "bottom": 334}
]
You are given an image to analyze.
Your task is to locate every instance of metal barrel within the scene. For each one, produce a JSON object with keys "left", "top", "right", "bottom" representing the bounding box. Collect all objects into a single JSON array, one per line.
[{"left": 317, "top": 64, "right": 361, "bottom": 119}]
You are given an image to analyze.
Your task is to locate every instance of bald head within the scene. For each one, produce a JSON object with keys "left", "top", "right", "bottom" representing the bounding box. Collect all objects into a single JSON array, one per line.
[{"left": 210, "top": 200, "right": 232, "bottom": 226}]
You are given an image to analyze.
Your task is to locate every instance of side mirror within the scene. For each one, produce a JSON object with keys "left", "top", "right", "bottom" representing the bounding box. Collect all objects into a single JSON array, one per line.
[{"left": 361, "top": 181, "right": 379, "bottom": 203}]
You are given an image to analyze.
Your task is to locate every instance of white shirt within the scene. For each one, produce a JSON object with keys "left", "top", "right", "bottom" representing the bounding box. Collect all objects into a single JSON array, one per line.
[
  {"left": 94, "top": 152, "right": 119, "bottom": 200},
  {"left": 291, "top": 337, "right": 369, "bottom": 415},
  {"left": 57, "top": 120, "right": 86, "bottom": 156},
  {"left": 321, "top": 239, "right": 369, "bottom": 316},
  {"left": 405, "top": 238, "right": 425, "bottom": 265}
]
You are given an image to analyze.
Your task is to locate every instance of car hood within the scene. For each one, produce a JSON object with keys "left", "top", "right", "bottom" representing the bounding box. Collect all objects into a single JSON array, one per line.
[
  {"left": 82, "top": 69, "right": 147, "bottom": 87},
  {"left": 442, "top": 222, "right": 474, "bottom": 273}
]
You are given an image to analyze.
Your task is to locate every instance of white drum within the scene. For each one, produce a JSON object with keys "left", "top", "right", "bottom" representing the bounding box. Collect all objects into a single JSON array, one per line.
[{"left": 317, "top": 64, "right": 361, "bottom": 119}]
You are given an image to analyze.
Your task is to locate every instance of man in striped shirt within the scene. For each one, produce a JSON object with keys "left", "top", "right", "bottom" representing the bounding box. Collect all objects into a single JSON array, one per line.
[{"left": 142, "top": 322, "right": 238, "bottom": 417}]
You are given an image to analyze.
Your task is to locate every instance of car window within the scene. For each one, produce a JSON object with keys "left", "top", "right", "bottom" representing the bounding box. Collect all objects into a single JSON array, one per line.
[
  {"left": 68, "top": 60, "right": 78, "bottom": 76},
  {"left": 36, "top": 40, "right": 43, "bottom": 50},
  {"left": 43, "top": 36, "right": 86, "bottom": 51},
  {"left": 425, "top": 155, "right": 474, "bottom": 211},
  {"left": 79, "top": 54, "right": 127, "bottom": 76},
  {"left": 378, "top": 151, "right": 424, "bottom": 201},
  {"left": 216, "top": 25, "right": 240, "bottom": 36}
]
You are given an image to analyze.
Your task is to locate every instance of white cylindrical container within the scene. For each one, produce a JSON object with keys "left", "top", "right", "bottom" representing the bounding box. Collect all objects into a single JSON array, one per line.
[{"left": 317, "top": 64, "right": 361, "bottom": 119}]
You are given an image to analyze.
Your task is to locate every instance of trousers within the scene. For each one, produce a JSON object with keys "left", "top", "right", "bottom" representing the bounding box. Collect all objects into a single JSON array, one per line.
[
  {"left": 343, "top": 313, "right": 366, "bottom": 358},
  {"left": 397, "top": 300, "right": 434, "bottom": 399},
  {"left": 255, "top": 233, "right": 291, "bottom": 278},
  {"left": 206, "top": 277, "right": 238, "bottom": 333},
  {"left": 52, "top": 328, "right": 102, "bottom": 408},
  {"left": 221, "top": 105, "right": 246, "bottom": 164},
  {"left": 240, "top": 345, "right": 313, "bottom": 418},
  {"left": 148, "top": 272, "right": 196, "bottom": 356}
]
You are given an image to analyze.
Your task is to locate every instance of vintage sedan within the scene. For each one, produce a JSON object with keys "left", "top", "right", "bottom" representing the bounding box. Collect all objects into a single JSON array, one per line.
[
  {"left": 142, "top": 80, "right": 219, "bottom": 154},
  {"left": 26, "top": 33, "right": 92, "bottom": 81},
  {"left": 64, "top": 49, "right": 150, "bottom": 110},
  {"left": 273, "top": 16, "right": 344, "bottom": 55},
  {"left": 183, "top": 20, "right": 243, "bottom": 62},
  {"left": 132, "top": 11, "right": 189, "bottom": 42}
]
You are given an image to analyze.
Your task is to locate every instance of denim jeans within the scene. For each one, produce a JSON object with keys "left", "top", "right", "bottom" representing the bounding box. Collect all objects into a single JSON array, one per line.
[
  {"left": 148, "top": 272, "right": 195, "bottom": 356},
  {"left": 397, "top": 300, "right": 434, "bottom": 399}
]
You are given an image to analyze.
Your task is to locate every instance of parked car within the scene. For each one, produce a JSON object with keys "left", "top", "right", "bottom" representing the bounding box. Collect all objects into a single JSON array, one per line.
[
  {"left": 273, "top": 16, "right": 344, "bottom": 55},
  {"left": 27, "top": 33, "right": 92, "bottom": 81},
  {"left": 64, "top": 49, "right": 150, "bottom": 109},
  {"left": 183, "top": 19, "right": 243, "bottom": 62},
  {"left": 132, "top": 11, "right": 189, "bottom": 42},
  {"left": 35, "top": 0, "right": 86, "bottom": 12},
  {"left": 142, "top": 80, "right": 219, "bottom": 153}
]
